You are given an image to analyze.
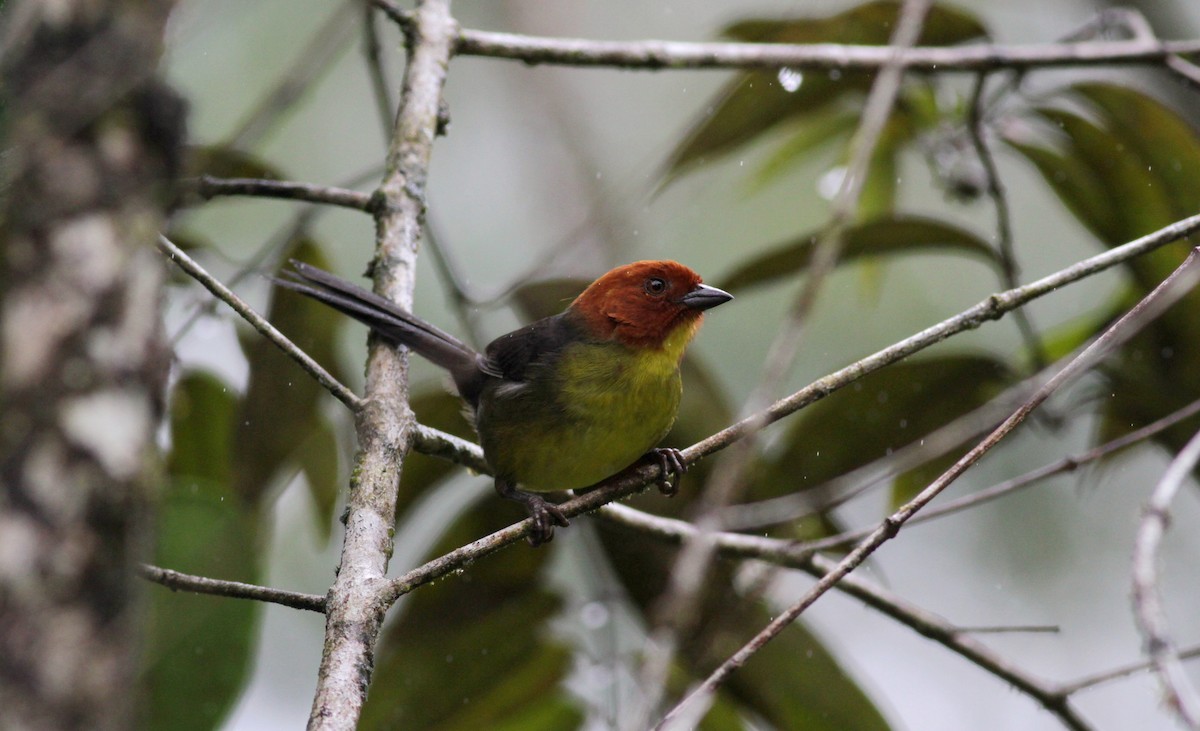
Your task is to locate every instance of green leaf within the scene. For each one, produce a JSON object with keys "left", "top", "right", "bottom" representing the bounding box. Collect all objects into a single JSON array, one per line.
[
  {"left": 1004, "top": 82, "right": 1200, "bottom": 460},
  {"left": 665, "top": 1, "right": 987, "bottom": 177},
  {"left": 144, "top": 374, "right": 260, "bottom": 731},
  {"left": 361, "top": 503, "right": 578, "bottom": 731},
  {"left": 741, "top": 355, "right": 1011, "bottom": 506},
  {"left": 597, "top": 521, "right": 890, "bottom": 730},
  {"left": 1072, "top": 82, "right": 1200, "bottom": 223},
  {"left": 234, "top": 239, "right": 348, "bottom": 509},
  {"left": 753, "top": 107, "right": 857, "bottom": 189},
  {"left": 720, "top": 215, "right": 1002, "bottom": 292},
  {"left": 166, "top": 371, "right": 235, "bottom": 486},
  {"left": 298, "top": 417, "right": 341, "bottom": 541},
  {"left": 511, "top": 278, "right": 588, "bottom": 322},
  {"left": 1006, "top": 83, "right": 1200, "bottom": 254},
  {"left": 185, "top": 145, "right": 283, "bottom": 180}
]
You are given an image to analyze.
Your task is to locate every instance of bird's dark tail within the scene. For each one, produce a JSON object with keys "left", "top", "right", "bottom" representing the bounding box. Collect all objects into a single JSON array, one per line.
[{"left": 275, "top": 261, "right": 483, "bottom": 392}]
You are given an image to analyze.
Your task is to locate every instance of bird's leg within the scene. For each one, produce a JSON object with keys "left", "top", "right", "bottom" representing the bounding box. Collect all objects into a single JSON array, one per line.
[
  {"left": 645, "top": 447, "right": 687, "bottom": 497},
  {"left": 494, "top": 479, "right": 569, "bottom": 546}
]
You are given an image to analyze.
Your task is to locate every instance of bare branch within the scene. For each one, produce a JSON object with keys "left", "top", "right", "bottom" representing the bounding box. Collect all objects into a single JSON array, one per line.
[
  {"left": 688, "top": 214, "right": 1200, "bottom": 463},
  {"left": 413, "top": 422, "right": 489, "bottom": 474},
  {"left": 157, "top": 235, "right": 362, "bottom": 411},
  {"left": 1131, "top": 425, "right": 1200, "bottom": 729},
  {"left": 659, "top": 248, "right": 1200, "bottom": 726},
  {"left": 1061, "top": 645, "right": 1200, "bottom": 696},
  {"left": 189, "top": 175, "right": 373, "bottom": 211},
  {"left": 967, "top": 72, "right": 1046, "bottom": 368},
  {"left": 598, "top": 504, "right": 1092, "bottom": 731},
  {"left": 445, "top": 26, "right": 1200, "bottom": 73},
  {"left": 306, "top": 0, "right": 457, "bottom": 727},
  {"left": 138, "top": 564, "right": 326, "bottom": 613},
  {"left": 800, "top": 396, "right": 1200, "bottom": 552}
]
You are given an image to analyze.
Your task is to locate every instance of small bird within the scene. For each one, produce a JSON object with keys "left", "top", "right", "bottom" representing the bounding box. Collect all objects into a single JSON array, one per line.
[{"left": 276, "top": 260, "right": 732, "bottom": 545}]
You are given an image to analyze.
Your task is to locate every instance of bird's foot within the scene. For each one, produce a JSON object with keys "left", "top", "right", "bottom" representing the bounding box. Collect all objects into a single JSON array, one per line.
[
  {"left": 495, "top": 481, "right": 569, "bottom": 546},
  {"left": 647, "top": 447, "right": 687, "bottom": 497}
]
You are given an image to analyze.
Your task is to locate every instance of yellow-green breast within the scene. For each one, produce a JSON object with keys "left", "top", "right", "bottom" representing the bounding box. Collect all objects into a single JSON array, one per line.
[{"left": 476, "top": 327, "right": 691, "bottom": 492}]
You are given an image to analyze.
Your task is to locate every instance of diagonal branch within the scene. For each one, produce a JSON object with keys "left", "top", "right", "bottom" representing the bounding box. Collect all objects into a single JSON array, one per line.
[
  {"left": 598, "top": 504, "right": 1093, "bottom": 731},
  {"left": 157, "top": 235, "right": 362, "bottom": 410},
  {"left": 658, "top": 247, "right": 1200, "bottom": 727},
  {"left": 687, "top": 214, "right": 1200, "bottom": 464},
  {"left": 1131, "top": 425, "right": 1200, "bottom": 729}
]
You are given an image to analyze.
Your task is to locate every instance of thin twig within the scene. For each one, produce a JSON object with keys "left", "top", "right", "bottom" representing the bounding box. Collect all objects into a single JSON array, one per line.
[
  {"left": 596, "top": 505, "right": 1092, "bottom": 731},
  {"left": 157, "top": 234, "right": 362, "bottom": 410},
  {"left": 1131, "top": 424, "right": 1200, "bottom": 729},
  {"left": 161, "top": 231, "right": 484, "bottom": 471},
  {"left": 189, "top": 175, "right": 373, "bottom": 211},
  {"left": 138, "top": 563, "right": 326, "bottom": 613},
  {"left": 370, "top": 0, "right": 411, "bottom": 35},
  {"left": 718, "top": 361, "right": 1056, "bottom": 530},
  {"left": 444, "top": 27, "right": 1200, "bottom": 73},
  {"left": 798, "top": 396, "right": 1200, "bottom": 552},
  {"left": 363, "top": 1, "right": 398, "bottom": 140},
  {"left": 967, "top": 72, "right": 1046, "bottom": 369},
  {"left": 1061, "top": 645, "right": 1200, "bottom": 696},
  {"left": 657, "top": 248, "right": 1200, "bottom": 727},
  {"left": 1166, "top": 55, "right": 1200, "bottom": 90},
  {"left": 685, "top": 213, "right": 1200, "bottom": 465}
]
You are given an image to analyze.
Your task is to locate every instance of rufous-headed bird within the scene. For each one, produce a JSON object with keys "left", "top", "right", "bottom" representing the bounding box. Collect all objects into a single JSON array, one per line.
[{"left": 277, "top": 260, "right": 732, "bottom": 545}]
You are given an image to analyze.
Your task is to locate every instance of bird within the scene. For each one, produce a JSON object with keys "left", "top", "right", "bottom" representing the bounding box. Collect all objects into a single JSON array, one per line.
[{"left": 275, "top": 259, "right": 732, "bottom": 545}]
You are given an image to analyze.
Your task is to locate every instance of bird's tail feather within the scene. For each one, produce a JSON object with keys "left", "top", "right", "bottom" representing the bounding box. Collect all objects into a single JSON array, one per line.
[{"left": 275, "top": 261, "right": 478, "bottom": 376}]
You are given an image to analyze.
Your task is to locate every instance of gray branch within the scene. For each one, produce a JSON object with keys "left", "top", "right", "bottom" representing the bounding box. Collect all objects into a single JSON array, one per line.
[{"left": 305, "top": 1, "right": 458, "bottom": 729}]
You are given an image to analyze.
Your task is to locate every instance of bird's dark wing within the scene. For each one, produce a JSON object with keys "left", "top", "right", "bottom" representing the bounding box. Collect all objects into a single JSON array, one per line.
[{"left": 483, "top": 313, "right": 582, "bottom": 383}]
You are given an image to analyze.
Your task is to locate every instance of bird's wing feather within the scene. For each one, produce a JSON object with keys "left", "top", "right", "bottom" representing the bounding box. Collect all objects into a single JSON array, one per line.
[{"left": 483, "top": 314, "right": 581, "bottom": 382}]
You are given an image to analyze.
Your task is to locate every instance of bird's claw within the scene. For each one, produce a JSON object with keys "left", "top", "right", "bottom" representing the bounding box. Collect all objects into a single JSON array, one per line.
[
  {"left": 525, "top": 497, "right": 570, "bottom": 546},
  {"left": 649, "top": 447, "right": 687, "bottom": 497},
  {"left": 495, "top": 480, "right": 570, "bottom": 546}
]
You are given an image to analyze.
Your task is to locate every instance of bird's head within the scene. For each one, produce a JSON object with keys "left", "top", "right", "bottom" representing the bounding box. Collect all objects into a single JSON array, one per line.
[{"left": 569, "top": 260, "right": 732, "bottom": 352}]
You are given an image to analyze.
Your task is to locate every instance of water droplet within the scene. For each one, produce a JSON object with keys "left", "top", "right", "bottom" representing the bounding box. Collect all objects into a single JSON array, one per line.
[
  {"left": 581, "top": 601, "right": 610, "bottom": 629},
  {"left": 777, "top": 67, "right": 803, "bottom": 93},
  {"left": 817, "top": 166, "right": 847, "bottom": 200}
]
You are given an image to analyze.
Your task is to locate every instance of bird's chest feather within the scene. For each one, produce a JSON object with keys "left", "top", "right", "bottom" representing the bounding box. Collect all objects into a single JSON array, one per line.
[{"left": 477, "top": 341, "right": 682, "bottom": 491}]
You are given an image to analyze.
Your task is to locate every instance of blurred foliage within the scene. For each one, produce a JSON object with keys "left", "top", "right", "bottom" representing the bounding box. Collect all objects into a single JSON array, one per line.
[
  {"left": 719, "top": 214, "right": 1003, "bottom": 292},
  {"left": 361, "top": 500, "right": 579, "bottom": 731},
  {"left": 144, "top": 373, "right": 260, "bottom": 731},
  {"left": 154, "top": 0, "right": 1200, "bottom": 729}
]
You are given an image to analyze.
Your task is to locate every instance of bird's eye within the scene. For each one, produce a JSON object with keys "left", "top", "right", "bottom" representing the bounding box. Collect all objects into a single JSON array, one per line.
[{"left": 644, "top": 277, "right": 667, "bottom": 296}]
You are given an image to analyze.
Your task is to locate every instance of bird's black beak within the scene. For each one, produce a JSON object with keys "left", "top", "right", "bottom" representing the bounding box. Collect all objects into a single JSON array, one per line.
[{"left": 679, "top": 283, "right": 733, "bottom": 311}]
